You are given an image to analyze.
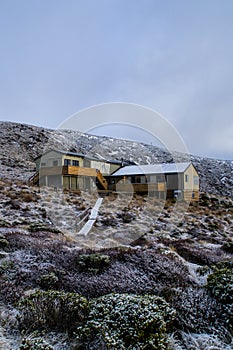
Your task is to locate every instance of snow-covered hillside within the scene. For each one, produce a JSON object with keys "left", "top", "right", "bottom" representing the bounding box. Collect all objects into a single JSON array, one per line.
[{"left": 0, "top": 121, "right": 232, "bottom": 197}]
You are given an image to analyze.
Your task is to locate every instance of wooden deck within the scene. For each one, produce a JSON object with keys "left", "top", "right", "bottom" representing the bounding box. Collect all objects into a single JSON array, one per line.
[
  {"left": 115, "top": 182, "right": 166, "bottom": 193},
  {"left": 39, "top": 165, "right": 99, "bottom": 177},
  {"left": 30, "top": 166, "right": 108, "bottom": 190}
]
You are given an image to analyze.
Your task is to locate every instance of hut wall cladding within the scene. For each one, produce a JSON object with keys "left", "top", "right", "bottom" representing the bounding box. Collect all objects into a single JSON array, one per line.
[
  {"left": 183, "top": 165, "right": 199, "bottom": 191},
  {"left": 183, "top": 189, "right": 199, "bottom": 201}
]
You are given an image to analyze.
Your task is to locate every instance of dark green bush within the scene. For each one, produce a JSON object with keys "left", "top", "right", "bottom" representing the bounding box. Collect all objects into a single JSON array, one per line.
[
  {"left": 18, "top": 290, "right": 89, "bottom": 334},
  {"left": 207, "top": 267, "right": 233, "bottom": 304},
  {"left": 76, "top": 254, "right": 110, "bottom": 274},
  {"left": 222, "top": 241, "right": 233, "bottom": 254},
  {"left": 20, "top": 336, "right": 53, "bottom": 350},
  {"left": 207, "top": 265, "right": 233, "bottom": 330},
  {"left": 76, "top": 293, "right": 175, "bottom": 349},
  {"left": 0, "top": 259, "right": 14, "bottom": 276},
  {"left": 0, "top": 237, "right": 9, "bottom": 249},
  {"left": 28, "top": 223, "right": 61, "bottom": 233},
  {"left": 37, "top": 272, "right": 59, "bottom": 290}
]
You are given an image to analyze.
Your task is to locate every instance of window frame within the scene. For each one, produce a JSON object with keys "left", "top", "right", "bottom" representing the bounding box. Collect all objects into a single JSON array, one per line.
[
  {"left": 64, "top": 158, "right": 71, "bottom": 166},
  {"left": 72, "top": 160, "right": 79, "bottom": 167}
]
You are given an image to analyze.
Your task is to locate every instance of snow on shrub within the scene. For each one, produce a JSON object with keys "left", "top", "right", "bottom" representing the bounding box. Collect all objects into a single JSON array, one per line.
[
  {"left": 76, "top": 293, "right": 175, "bottom": 349},
  {"left": 18, "top": 290, "right": 89, "bottom": 334}
]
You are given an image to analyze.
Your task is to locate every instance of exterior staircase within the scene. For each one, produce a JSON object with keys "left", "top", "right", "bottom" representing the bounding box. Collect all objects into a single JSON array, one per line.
[
  {"left": 96, "top": 170, "right": 108, "bottom": 190},
  {"left": 28, "top": 171, "right": 39, "bottom": 186}
]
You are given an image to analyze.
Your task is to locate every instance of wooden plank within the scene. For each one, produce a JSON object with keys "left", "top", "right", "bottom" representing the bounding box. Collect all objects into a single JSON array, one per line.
[
  {"left": 96, "top": 171, "right": 108, "bottom": 190},
  {"left": 39, "top": 166, "right": 98, "bottom": 177},
  {"left": 78, "top": 198, "right": 103, "bottom": 236},
  {"left": 157, "top": 182, "right": 166, "bottom": 191},
  {"left": 89, "top": 198, "right": 103, "bottom": 219},
  {"left": 116, "top": 183, "right": 163, "bottom": 193},
  {"left": 183, "top": 190, "right": 199, "bottom": 201},
  {"left": 67, "top": 166, "right": 98, "bottom": 176}
]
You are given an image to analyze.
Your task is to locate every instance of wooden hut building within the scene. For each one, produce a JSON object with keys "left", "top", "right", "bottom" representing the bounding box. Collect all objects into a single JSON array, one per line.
[
  {"left": 31, "top": 150, "right": 124, "bottom": 191},
  {"left": 30, "top": 151, "right": 199, "bottom": 201},
  {"left": 108, "top": 162, "right": 199, "bottom": 201}
]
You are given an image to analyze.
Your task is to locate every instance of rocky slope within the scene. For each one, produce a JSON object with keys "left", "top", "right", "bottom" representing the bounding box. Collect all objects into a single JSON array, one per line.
[
  {"left": 0, "top": 121, "right": 232, "bottom": 197},
  {"left": 0, "top": 179, "right": 232, "bottom": 349},
  {"left": 0, "top": 121, "right": 232, "bottom": 349}
]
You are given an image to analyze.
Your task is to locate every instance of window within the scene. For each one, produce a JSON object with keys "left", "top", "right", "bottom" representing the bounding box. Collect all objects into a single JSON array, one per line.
[
  {"left": 83, "top": 159, "right": 91, "bottom": 167},
  {"left": 53, "top": 160, "right": 58, "bottom": 166},
  {"left": 72, "top": 160, "right": 79, "bottom": 166},
  {"left": 41, "top": 162, "right": 46, "bottom": 167},
  {"left": 194, "top": 176, "right": 199, "bottom": 185},
  {"left": 185, "top": 174, "right": 189, "bottom": 182},
  {"left": 131, "top": 176, "right": 136, "bottom": 183},
  {"left": 64, "top": 159, "right": 71, "bottom": 166},
  {"left": 135, "top": 176, "right": 141, "bottom": 183},
  {"left": 141, "top": 176, "right": 147, "bottom": 184}
]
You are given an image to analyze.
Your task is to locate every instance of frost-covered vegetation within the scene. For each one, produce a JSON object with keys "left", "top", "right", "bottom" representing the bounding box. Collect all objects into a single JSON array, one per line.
[
  {"left": 0, "top": 180, "right": 232, "bottom": 349},
  {"left": 0, "top": 122, "right": 233, "bottom": 349},
  {"left": 76, "top": 293, "right": 175, "bottom": 349}
]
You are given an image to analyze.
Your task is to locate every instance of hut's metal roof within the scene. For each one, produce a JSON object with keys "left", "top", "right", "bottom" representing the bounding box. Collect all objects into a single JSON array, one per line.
[{"left": 111, "top": 162, "right": 191, "bottom": 176}]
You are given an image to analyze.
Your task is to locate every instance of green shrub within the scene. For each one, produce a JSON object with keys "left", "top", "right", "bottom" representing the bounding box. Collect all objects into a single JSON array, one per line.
[
  {"left": 28, "top": 223, "right": 61, "bottom": 234},
  {"left": 37, "top": 272, "right": 59, "bottom": 290},
  {"left": 18, "top": 290, "right": 89, "bottom": 334},
  {"left": 20, "top": 336, "right": 53, "bottom": 350},
  {"left": 222, "top": 241, "right": 233, "bottom": 254},
  {"left": 0, "top": 259, "right": 14, "bottom": 276},
  {"left": 207, "top": 265, "right": 233, "bottom": 329},
  {"left": 77, "top": 254, "right": 110, "bottom": 274},
  {"left": 207, "top": 267, "right": 233, "bottom": 304},
  {"left": 76, "top": 293, "right": 175, "bottom": 349},
  {"left": 0, "top": 237, "right": 9, "bottom": 249}
]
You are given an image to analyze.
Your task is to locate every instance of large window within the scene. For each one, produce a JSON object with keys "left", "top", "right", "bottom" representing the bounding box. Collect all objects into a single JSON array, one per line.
[
  {"left": 194, "top": 176, "right": 199, "bottom": 185},
  {"left": 140, "top": 176, "right": 147, "bottom": 184},
  {"left": 64, "top": 159, "right": 71, "bottom": 166},
  {"left": 131, "top": 176, "right": 143, "bottom": 183},
  {"left": 72, "top": 160, "right": 79, "bottom": 166}
]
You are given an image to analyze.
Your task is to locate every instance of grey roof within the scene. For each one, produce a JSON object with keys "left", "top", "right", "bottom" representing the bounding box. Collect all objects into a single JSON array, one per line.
[{"left": 111, "top": 162, "right": 191, "bottom": 176}]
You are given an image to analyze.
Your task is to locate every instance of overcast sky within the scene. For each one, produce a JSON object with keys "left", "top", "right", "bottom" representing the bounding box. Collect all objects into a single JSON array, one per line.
[{"left": 0, "top": 0, "right": 233, "bottom": 160}]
